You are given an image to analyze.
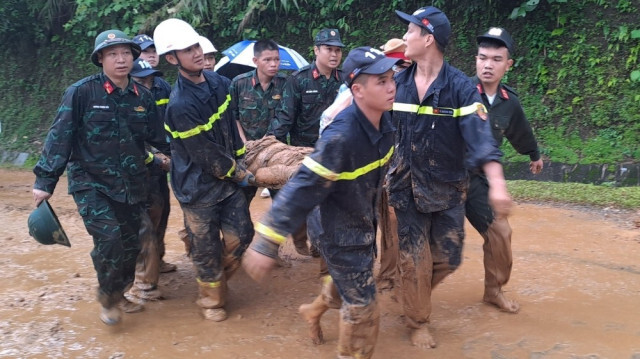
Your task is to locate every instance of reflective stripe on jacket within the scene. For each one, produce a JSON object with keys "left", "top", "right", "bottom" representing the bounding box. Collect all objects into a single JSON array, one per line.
[
  {"left": 165, "top": 71, "right": 246, "bottom": 205},
  {"left": 387, "top": 62, "right": 502, "bottom": 213},
  {"left": 257, "top": 103, "right": 395, "bottom": 248}
]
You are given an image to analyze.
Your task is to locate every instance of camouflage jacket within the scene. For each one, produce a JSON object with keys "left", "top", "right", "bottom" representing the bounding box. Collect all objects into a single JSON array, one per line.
[
  {"left": 229, "top": 70, "right": 287, "bottom": 141},
  {"left": 33, "top": 72, "right": 169, "bottom": 204},
  {"left": 268, "top": 61, "right": 342, "bottom": 147}
]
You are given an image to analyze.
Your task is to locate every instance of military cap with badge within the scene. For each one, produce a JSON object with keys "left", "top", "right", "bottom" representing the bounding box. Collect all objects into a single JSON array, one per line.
[{"left": 314, "top": 28, "right": 345, "bottom": 47}]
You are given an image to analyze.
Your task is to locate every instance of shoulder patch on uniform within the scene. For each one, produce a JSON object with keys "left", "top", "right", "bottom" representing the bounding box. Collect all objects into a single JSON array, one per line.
[{"left": 133, "top": 106, "right": 146, "bottom": 112}]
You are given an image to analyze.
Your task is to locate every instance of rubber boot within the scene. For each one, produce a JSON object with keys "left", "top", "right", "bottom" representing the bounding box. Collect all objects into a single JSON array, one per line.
[
  {"left": 299, "top": 276, "right": 342, "bottom": 344},
  {"left": 336, "top": 301, "right": 380, "bottom": 359},
  {"left": 196, "top": 277, "right": 228, "bottom": 322}
]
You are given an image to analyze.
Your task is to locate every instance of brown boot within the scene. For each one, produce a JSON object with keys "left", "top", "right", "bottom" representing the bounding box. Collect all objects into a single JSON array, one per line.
[
  {"left": 337, "top": 302, "right": 380, "bottom": 359},
  {"left": 196, "top": 277, "right": 228, "bottom": 321}
]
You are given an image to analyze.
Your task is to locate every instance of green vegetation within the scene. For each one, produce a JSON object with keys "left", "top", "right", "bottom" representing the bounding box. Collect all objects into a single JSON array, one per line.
[
  {"left": 508, "top": 180, "right": 640, "bottom": 209},
  {"left": 1, "top": 0, "right": 639, "bottom": 167}
]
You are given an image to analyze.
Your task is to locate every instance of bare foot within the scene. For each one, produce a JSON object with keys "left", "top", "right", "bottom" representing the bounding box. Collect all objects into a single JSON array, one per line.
[
  {"left": 483, "top": 290, "right": 520, "bottom": 313},
  {"left": 410, "top": 327, "right": 436, "bottom": 349},
  {"left": 299, "top": 301, "right": 326, "bottom": 345}
]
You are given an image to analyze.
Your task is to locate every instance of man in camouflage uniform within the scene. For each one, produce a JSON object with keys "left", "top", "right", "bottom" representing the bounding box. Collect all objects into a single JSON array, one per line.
[
  {"left": 229, "top": 39, "right": 287, "bottom": 203},
  {"left": 269, "top": 29, "right": 344, "bottom": 147},
  {"left": 268, "top": 28, "right": 345, "bottom": 256},
  {"left": 32, "top": 29, "right": 169, "bottom": 326}
]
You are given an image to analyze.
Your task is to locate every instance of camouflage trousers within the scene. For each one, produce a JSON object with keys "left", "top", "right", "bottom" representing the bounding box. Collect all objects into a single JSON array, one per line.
[{"left": 72, "top": 189, "right": 143, "bottom": 308}]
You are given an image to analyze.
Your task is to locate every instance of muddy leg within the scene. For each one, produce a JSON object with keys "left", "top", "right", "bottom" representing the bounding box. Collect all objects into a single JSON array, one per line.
[
  {"left": 482, "top": 217, "right": 519, "bottom": 313},
  {"left": 299, "top": 275, "right": 341, "bottom": 345},
  {"left": 336, "top": 302, "right": 380, "bottom": 359}
]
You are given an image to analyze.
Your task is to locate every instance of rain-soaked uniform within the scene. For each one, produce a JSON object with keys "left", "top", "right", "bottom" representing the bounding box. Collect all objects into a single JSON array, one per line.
[
  {"left": 267, "top": 61, "right": 343, "bottom": 256},
  {"left": 254, "top": 101, "right": 394, "bottom": 312},
  {"left": 387, "top": 62, "right": 502, "bottom": 330},
  {"left": 164, "top": 70, "right": 254, "bottom": 310},
  {"left": 465, "top": 76, "right": 540, "bottom": 294},
  {"left": 33, "top": 72, "right": 169, "bottom": 308}
]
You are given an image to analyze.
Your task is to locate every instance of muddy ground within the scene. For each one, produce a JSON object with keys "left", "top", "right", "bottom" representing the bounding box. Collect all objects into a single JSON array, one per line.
[{"left": 1, "top": 168, "right": 639, "bottom": 359}]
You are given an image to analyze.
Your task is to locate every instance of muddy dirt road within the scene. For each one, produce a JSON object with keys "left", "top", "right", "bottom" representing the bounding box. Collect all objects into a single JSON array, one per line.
[{"left": 1, "top": 168, "right": 639, "bottom": 359}]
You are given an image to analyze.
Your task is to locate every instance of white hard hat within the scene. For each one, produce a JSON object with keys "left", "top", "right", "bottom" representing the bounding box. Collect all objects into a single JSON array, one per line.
[
  {"left": 153, "top": 18, "right": 200, "bottom": 55},
  {"left": 199, "top": 36, "right": 217, "bottom": 54}
]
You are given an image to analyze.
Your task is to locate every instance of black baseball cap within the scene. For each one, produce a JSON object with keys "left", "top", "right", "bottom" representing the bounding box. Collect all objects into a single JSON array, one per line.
[
  {"left": 130, "top": 59, "right": 163, "bottom": 78},
  {"left": 132, "top": 34, "right": 155, "bottom": 50},
  {"left": 314, "top": 28, "right": 345, "bottom": 47},
  {"left": 477, "top": 27, "right": 515, "bottom": 54},
  {"left": 395, "top": 6, "right": 451, "bottom": 49},
  {"left": 342, "top": 46, "right": 402, "bottom": 87}
]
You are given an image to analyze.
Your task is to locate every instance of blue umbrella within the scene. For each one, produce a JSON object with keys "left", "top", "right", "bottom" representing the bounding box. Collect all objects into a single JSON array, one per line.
[{"left": 214, "top": 40, "right": 309, "bottom": 79}]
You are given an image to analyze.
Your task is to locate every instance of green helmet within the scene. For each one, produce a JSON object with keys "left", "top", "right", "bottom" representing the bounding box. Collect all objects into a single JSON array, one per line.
[
  {"left": 91, "top": 29, "right": 141, "bottom": 67},
  {"left": 28, "top": 200, "right": 71, "bottom": 247}
]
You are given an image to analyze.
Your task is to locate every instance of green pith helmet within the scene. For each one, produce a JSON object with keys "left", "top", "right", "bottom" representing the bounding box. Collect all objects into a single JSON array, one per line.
[
  {"left": 91, "top": 29, "right": 141, "bottom": 67},
  {"left": 28, "top": 200, "right": 71, "bottom": 247}
]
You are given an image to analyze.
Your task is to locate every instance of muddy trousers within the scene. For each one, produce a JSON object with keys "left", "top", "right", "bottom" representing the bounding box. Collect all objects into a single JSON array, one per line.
[
  {"left": 321, "top": 235, "right": 379, "bottom": 358},
  {"left": 147, "top": 173, "right": 171, "bottom": 261},
  {"left": 465, "top": 172, "right": 513, "bottom": 292},
  {"left": 131, "top": 212, "right": 160, "bottom": 291},
  {"left": 376, "top": 191, "right": 399, "bottom": 289},
  {"left": 72, "top": 189, "right": 143, "bottom": 308},
  {"left": 180, "top": 190, "right": 254, "bottom": 309},
  {"left": 131, "top": 173, "right": 170, "bottom": 291},
  {"left": 394, "top": 200, "right": 465, "bottom": 329}
]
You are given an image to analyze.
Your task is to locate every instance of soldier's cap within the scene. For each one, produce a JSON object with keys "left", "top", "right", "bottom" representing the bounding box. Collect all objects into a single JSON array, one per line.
[
  {"left": 342, "top": 46, "right": 402, "bottom": 88},
  {"left": 477, "top": 27, "right": 515, "bottom": 55},
  {"left": 314, "top": 28, "right": 345, "bottom": 47},
  {"left": 130, "top": 59, "right": 163, "bottom": 78},
  {"left": 133, "top": 34, "right": 155, "bottom": 50},
  {"left": 395, "top": 6, "right": 451, "bottom": 49},
  {"left": 91, "top": 29, "right": 141, "bottom": 67}
]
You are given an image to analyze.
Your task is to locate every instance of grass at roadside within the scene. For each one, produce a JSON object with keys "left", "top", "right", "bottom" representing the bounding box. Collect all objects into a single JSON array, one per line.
[{"left": 508, "top": 180, "right": 640, "bottom": 210}]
